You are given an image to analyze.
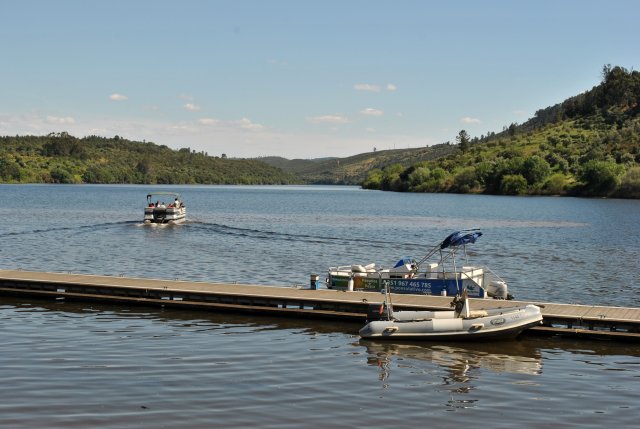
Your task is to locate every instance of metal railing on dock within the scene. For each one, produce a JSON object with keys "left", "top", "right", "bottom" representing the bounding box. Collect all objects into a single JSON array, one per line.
[{"left": 1, "top": 269, "right": 638, "bottom": 342}]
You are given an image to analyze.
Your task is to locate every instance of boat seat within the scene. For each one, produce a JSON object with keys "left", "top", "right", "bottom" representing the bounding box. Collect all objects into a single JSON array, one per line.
[
  {"left": 423, "top": 263, "right": 439, "bottom": 272},
  {"left": 329, "top": 271, "right": 351, "bottom": 277},
  {"left": 465, "top": 310, "right": 489, "bottom": 319}
]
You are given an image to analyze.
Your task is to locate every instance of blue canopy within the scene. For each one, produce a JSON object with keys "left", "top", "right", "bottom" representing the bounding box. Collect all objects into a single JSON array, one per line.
[
  {"left": 440, "top": 230, "right": 482, "bottom": 249},
  {"left": 393, "top": 257, "right": 414, "bottom": 268}
]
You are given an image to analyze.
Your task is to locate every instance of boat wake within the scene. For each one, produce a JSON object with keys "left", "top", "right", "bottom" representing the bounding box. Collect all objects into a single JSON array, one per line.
[
  {"left": 0, "top": 221, "right": 140, "bottom": 238},
  {"left": 2, "top": 219, "right": 423, "bottom": 253},
  {"left": 186, "top": 221, "right": 421, "bottom": 249}
]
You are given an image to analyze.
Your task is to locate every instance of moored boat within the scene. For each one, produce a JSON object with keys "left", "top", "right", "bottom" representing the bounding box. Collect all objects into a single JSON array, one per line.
[
  {"left": 144, "top": 192, "right": 186, "bottom": 224},
  {"left": 327, "top": 229, "right": 512, "bottom": 299},
  {"left": 359, "top": 290, "right": 543, "bottom": 341}
]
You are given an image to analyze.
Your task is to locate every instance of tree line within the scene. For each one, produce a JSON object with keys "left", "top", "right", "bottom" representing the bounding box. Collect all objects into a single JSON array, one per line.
[{"left": 0, "top": 133, "right": 297, "bottom": 185}]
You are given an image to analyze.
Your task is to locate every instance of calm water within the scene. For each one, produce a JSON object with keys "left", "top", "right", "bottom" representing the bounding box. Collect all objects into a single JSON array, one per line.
[{"left": 1, "top": 184, "right": 639, "bottom": 428}]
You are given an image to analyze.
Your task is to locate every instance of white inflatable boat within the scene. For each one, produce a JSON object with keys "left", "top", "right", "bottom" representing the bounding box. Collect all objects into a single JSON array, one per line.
[{"left": 359, "top": 290, "right": 543, "bottom": 341}]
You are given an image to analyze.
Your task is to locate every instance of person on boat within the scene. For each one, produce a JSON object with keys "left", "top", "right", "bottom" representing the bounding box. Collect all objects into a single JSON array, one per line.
[
  {"left": 159, "top": 202, "right": 166, "bottom": 208},
  {"left": 174, "top": 197, "right": 180, "bottom": 208}
]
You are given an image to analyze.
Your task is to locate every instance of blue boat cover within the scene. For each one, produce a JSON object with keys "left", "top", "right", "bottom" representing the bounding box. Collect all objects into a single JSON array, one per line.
[{"left": 440, "top": 230, "right": 482, "bottom": 249}]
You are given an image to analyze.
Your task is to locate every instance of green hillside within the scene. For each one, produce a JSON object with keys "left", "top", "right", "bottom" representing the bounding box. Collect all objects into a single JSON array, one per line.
[
  {"left": 361, "top": 65, "right": 640, "bottom": 198},
  {"left": 0, "top": 134, "right": 297, "bottom": 185},
  {"left": 259, "top": 143, "right": 456, "bottom": 185}
]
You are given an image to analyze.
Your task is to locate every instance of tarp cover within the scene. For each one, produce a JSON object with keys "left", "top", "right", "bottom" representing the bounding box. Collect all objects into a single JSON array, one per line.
[
  {"left": 393, "top": 257, "right": 414, "bottom": 268},
  {"left": 440, "top": 231, "right": 482, "bottom": 249}
]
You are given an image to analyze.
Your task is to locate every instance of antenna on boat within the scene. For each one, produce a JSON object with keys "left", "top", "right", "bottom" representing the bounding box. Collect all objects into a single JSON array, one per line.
[{"left": 382, "top": 280, "right": 394, "bottom": 320}]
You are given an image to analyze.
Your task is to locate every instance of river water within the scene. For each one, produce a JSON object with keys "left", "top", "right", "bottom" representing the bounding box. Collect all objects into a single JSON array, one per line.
[{"left": 1, "top": 184, "right": 639, "bottom": 428}]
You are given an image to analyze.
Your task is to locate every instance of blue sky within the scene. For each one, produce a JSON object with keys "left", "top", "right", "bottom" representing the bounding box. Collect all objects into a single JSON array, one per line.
[{"left": 1, "top": 0, "right": 638, "bottom": 158}]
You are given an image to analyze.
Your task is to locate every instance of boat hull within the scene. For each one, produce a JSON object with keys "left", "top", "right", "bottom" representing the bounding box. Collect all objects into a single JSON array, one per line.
[
  {"left": 143, "top": 207, "right": 186, "bottom": 224},
  {"left": 359, "top": 305, "right": 543, "bottom": 341}
]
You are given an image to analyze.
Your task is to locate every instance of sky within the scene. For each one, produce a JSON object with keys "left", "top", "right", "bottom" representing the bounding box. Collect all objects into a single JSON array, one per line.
[{"left": 1, "top": 0, "right": 638, "bottom": 159}]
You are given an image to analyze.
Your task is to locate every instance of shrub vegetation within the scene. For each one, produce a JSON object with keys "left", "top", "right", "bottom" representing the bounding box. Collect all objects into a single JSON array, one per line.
[{"left": 361, "top": 65, "right": 640, "bottom": 198}]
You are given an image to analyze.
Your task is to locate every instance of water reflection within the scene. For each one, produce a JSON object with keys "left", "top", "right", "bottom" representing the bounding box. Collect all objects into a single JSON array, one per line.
[
  {"left": 0, "top": 296, "right": 358, "bottom": 336},
  {"left": 362, "top": 340, "right": 543, "bottom": 386},
  {"left": 359, "top": 335, "right": 640, "bottom": 402}
]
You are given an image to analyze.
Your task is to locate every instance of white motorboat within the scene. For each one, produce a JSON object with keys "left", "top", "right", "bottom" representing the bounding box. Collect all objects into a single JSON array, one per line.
[
  {"left": 144, "top": 192, "right": 186, "bottom": 224},
  {"left": 328, "top": 229, "right": 512, "bottom": 299},
  {"left": 359, "top": 289, "right": 543, "bottom": 341}
]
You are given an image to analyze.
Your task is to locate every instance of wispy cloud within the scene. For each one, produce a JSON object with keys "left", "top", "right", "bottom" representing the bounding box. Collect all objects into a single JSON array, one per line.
[
  {"left": 354, "top": 83, "right": 397, "bottom": 92},
  {"left": 109, "top": 93, "right": 128, "bottom": 101},
  {"left": 0, "top": 111, "right": 438, "bottom": 159},
  {"left": 360, "top": 108, "right": 384, "bottom": 116},
  {"left": 198, "top": 118, "right": 219, "bottom": 126},
  {"left": 307, "top": 114, "right": 350, "bottom": 124},
  {"left": 460, "top": 116, "right": 481, "bottom": 124},
  {"left": 46, "top": 115, "right": 76, "bottom": 124},
  {"left": 354, "top": 83, "right": 381, "bottom": 92},
  {"left": 240, "top": 118, "right": 264, "bottom": 130},
  {"left": 184, "top": 103, "right": 201, "bottom": 112}
]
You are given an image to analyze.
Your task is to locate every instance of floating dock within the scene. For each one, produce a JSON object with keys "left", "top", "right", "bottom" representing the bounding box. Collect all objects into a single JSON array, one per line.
[{"left": 1, "top": 269, "right": 639, "bottom": 342}]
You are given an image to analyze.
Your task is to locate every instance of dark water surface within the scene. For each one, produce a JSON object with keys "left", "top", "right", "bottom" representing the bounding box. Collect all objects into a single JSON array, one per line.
[{"left": 1, "top": 184, "right": 639, "bottom": 428}]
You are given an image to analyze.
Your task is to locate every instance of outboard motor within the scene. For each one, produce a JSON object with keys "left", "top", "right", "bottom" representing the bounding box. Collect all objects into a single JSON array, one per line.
[{"left": 486, "top": 279, "right": 509, "bottom": 299}]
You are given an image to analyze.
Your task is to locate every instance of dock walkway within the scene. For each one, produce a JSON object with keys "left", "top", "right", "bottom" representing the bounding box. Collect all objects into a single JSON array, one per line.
[{"left": 1, "top": 269, "right": 638, "bottom": 341}]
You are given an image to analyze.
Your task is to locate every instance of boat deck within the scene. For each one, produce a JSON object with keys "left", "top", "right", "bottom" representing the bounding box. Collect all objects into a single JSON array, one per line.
[{"left": 1, "top": 269, "right": 639, "bottom": 341}]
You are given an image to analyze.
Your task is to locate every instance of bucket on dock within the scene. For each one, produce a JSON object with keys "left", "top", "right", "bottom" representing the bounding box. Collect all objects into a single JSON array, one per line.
[{"left": 310, "top": 274, "right": 320, "bottom": 290}]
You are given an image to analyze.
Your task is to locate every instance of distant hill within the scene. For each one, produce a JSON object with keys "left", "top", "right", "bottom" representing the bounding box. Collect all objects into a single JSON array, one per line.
[
  {"left": 360, "top": 65, "right": 640, "bottom": 198},
  {"left": 0, "top": 134, "right": 297, "bottom": 185},
  {"left": 4, "top": 65, "right": 638, "bottom": 197},
  {"left": 257, "top": 143, "right": 457, "bottom": 184}
]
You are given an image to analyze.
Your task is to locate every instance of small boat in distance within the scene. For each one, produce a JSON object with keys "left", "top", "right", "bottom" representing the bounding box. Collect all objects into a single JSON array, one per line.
[
  {"left": 144, "top": 192, "right": 186, "bottom": 224},
  {"left": 359, "top": 289, "right": 543, "bottom": 341},
  {"left": 327, "top": 230, "right": 512, "bottom": 299}
]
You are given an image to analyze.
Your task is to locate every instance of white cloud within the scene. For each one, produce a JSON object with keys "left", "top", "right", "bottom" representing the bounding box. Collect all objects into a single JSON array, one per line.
[
  {"left": 87, "top": 127, "right": 108, "bottom": 135},
  {"left": 460, "top": 116, "right": 482, "bottom": 124},
  {"left": 386, "top": 83, "right": 397, "bottom": 91},
  {"left": 198, "top": 118, "right": 219, "bottom": 126},
  {"left": 307, "top": 114, "right": 350, "bottom": 124},
  {"left": 184, "top": 103, "right": 201, "bottom": 112},
  {"left": 46, "top": 115, "right": 76, "bottom": 125},
  {"left": 360, "top": 108, "right": 384, "bottom": 117},
  {"left": 366, "top": 128, "right": 376, "bottom": 133},
  {"left": 354, "top": 83, "right": 381, "bottom": 92},
  {"left": 236, "top": 117, "right": 265, "bottom": 131},
  {"left": 109, "top": 93, "right": 128, "bottom": 101}
]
